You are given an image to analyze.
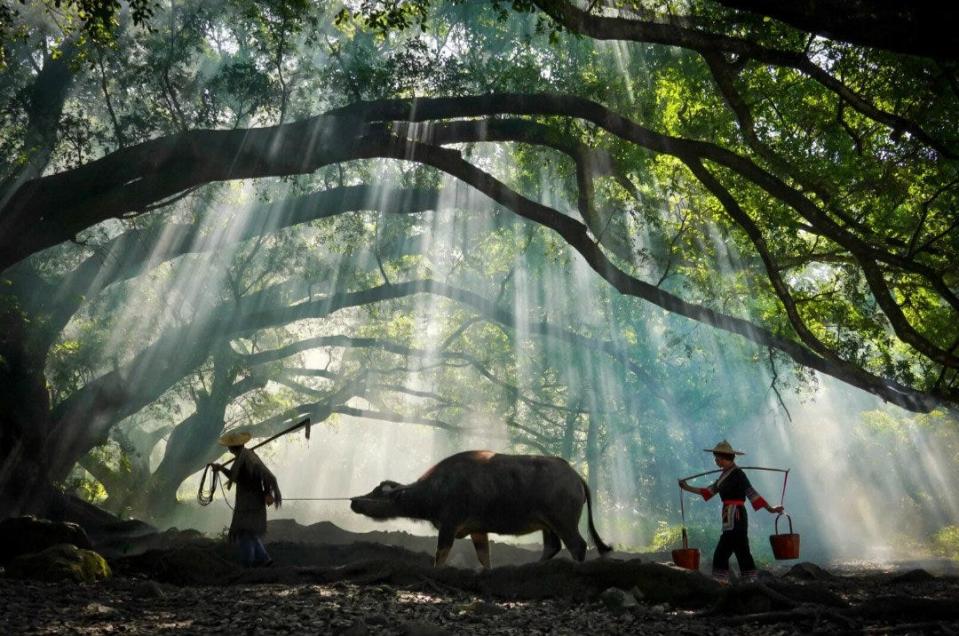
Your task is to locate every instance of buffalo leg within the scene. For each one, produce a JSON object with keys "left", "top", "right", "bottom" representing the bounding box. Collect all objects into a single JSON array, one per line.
[
  {"left": 471, "top": 532, "right": 491, "bottom": 569},
  {"left": 558, "top": 528, "right": 588, "bottom": 562},
  {"left": 540, "top": 529, "right": 562, "bottom": 561},
  {"left": 434, "top": 524, "right": 455, "bottom": 567}
]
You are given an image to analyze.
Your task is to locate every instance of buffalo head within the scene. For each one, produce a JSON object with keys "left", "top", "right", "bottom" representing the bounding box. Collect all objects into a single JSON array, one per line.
[{"left": 350, "top": 480, "right": 406, "bottom": 519}]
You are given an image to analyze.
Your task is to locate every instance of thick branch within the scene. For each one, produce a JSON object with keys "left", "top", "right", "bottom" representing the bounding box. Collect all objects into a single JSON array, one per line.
[
  {"left": 374, "top": 134, "right": 947, "bottom": 411},
  {"left": 332, "top": 405, "right": 462, "bottom": 433},
  {"left": 530, "top": 0, "right": 956, "bottom": 158},
  {"left": 712, "top": 0, "right": 959, "bottom": 60},
  {"left": 7, "top": 93, "right": 956, "bottom": 410}
]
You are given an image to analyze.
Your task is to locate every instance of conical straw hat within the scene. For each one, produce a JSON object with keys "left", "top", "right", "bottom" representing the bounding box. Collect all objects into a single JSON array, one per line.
[
  {"left": 703, "top": 439, "right": 745, "bottom": 455},
  {"left": 218, "top": 431, "right": 252, "bottom": 447}
]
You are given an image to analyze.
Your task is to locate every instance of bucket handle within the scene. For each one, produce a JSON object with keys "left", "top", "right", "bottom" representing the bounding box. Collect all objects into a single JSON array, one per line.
[
  {"left": 774, "top": 512, "right": 793, "bottom": 535},
  {"left": 678, "top": 483, "right": 690, "bottom": 549}
]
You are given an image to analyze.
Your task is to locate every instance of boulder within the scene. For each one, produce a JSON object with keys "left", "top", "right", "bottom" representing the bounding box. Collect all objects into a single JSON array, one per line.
[
  {"left": 599, "top": 586, "right": 640, "bottom": 611},
  {"left": 6, "top": 543, "right": 111, "bottom": 583},
  {"left": 112, "top": 546, "right": 241, "bottom": 585},
  {"left": 0, "top": 515, "right": 93, "bottom": 564},
  {"left": 784, "top": 562, "right": 834, "bottom": 581},
  {"left": 888, "top": 568, "right": 936, "bottom": 584}
]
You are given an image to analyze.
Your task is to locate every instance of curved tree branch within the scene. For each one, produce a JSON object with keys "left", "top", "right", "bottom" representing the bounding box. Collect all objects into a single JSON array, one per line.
[{"left": 530, "top": 0, "right": 956, "bottom": 158}]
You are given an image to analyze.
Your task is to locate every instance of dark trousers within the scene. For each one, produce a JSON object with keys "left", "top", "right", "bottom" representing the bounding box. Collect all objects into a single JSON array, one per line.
[
  {"left": 712, "top": 507, "right": 756, "bottom": 575},
  {"left": 235, "top": 531, "right": 271, "bottom": 567}
]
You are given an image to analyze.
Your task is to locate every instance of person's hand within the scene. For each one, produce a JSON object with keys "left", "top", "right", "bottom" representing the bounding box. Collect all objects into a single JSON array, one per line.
[
  {"left": 212, "top": 462, "right": 225, "bottom": 474},
  {"left": 769, "top": 505, "right": 784, "bottom": 514}
]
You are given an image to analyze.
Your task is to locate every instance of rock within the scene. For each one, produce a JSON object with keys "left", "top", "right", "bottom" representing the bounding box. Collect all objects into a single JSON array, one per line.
[
  {"left": 398, "top": 620, "right": 451, "bottom": 636},
  {"left": 365, "top": 613, "right": 389, "bottom": 625},
  {"left": 82, "top": 602, "right": 118, "bottom": 617},
  {"left": 889, "top": 569, "right": 936, "bottom": 584},
  {"left": 337, "top": 619, "right": 369, "bottom": 635},
  {"left": 459, "top": 600, "right": 505, "bottom": 616},
  {"left": 113, "top": 546, "right": 240, "bottom": 585},
  {"left": 630, "top": 586, "right": 645, "bottom": 601},
  {"left": 0, "top": 516, "right": 92, "bottom": 564},
  {"left": 133, "top": 580, "right": 167, "bottom": 598},
  {"left": 599, "top": 587, "right": 639, "bottom": 611},
  {"left": 764, "top": 580, "right": 848, "bottom": 608},
  {"left": 6, "top": 543, "right": 111, "bottom": 583},
  {"left": 784, "top": 562, "right": 834, "bottom": 581}
]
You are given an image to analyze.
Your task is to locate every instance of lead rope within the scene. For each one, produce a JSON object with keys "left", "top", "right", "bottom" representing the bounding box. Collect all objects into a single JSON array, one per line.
[
  {"left": 198, "top": 463, "right": 217, "bottom": 506},
  {"left": 679, "top": 483, "right": 689, "bottom": 550}
]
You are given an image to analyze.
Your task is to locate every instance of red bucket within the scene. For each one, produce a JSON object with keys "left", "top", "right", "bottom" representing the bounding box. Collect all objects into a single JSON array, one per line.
[
  {"left": 769, "top": 513, "right": 800, "bottom": 560},
  {"left": 672, "top": 528, "right": 701, "bottom": 570},
  {"left": 672, "top": 547, "right": 701, "bottom": 570}
]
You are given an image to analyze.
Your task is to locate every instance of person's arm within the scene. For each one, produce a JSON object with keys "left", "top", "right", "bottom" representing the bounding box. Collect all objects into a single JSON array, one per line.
[
  {"left": 212, "top": 461, "right": 237, "bottom": 488},
  {"left": 248, "top": 452, "right": 281, "bottom": 509},
  {"left": 743, "top": 474, "right": 783, "bottom": 513},
  {"left": 678, "top": 479, "right": 716, "bottom": 500},
  {"left": 263, "top": 467, "right": 281, "bottom": 509}
]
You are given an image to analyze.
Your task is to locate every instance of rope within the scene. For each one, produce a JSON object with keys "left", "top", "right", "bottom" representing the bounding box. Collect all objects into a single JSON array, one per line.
[
  {"left": 218, "top": 470, "right": 234, "bottom": 511},
  {"left": 197, "top": 463, "right": 217, "bottom": 506},
  {"left": 780, "top": 469, "right": 790, "bottom": 508},
  {"left": 197, "top": 463, "right": 237, "bottom": 510},
  {"left": 278, "top": 498, "right": 353, "bottom": 501},
  {"left": 679, "top": 484, "right": 688, "bottom": 550},
  {"left": 198, "top": 476, "right": 351, "bottom": 508}
]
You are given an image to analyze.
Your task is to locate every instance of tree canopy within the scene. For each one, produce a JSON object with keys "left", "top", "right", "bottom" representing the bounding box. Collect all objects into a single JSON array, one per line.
[{"left": 0, "top": 0, "right": 957, "bottom": 527}]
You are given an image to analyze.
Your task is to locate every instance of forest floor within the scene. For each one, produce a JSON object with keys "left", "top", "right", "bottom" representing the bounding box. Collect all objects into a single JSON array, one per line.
[{"left": 2, "top": 519, "right": 958, "bottom": 635}]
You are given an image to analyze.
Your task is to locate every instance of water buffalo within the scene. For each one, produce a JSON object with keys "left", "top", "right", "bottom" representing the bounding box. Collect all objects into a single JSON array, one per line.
[{"left": 350, "top": 450, "right": 612, "bottom": 568}]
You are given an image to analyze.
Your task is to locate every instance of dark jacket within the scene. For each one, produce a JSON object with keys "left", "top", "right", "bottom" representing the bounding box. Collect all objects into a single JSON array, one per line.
[
  {"left": 224, "top": 448, "right": 281, "bottom": 541},
  {"left": 698, "top": 466, "right": 768, "bottom": 532}
]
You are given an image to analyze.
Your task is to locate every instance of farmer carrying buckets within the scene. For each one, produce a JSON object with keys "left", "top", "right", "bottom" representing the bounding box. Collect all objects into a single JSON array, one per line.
[{"left": 678, "top": 440, "right": 785, "bottom": 583}]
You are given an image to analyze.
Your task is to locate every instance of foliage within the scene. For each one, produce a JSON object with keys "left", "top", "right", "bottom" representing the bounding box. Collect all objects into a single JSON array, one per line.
[
  {"left": 62, "top": 470, "right": 108, "bottom": 504},
  {"left": 933, "top": 525, "right": 959, "bottom": 560}
]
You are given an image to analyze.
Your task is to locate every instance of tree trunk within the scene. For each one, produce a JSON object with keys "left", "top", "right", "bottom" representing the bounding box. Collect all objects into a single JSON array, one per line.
[
  {"left": 584, "top": 414, "right": 601, "bottom": 498},
  {"left": 0, "top": 304, "right": 55, "bottom": 516},
  {"left": 138, "top": 349, "right": 239, "bottom": 520},
  {"left": 560, "top": 398, "right": 580, "bottom": 461}
]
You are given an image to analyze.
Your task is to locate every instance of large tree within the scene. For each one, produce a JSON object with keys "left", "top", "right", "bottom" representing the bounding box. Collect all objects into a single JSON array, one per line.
[{"left": 0, "top": 0, "right": 956, "bottom": 519}]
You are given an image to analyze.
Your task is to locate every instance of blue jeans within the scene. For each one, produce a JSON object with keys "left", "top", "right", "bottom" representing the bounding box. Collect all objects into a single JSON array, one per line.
[{"left": 236, "top": 532, "right": 271, "bottom": 567}]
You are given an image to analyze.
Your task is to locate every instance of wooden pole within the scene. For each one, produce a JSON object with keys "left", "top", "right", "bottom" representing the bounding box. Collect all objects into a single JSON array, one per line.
[{"left": 679, "top": 465, "right": 789, "bottom": 482}]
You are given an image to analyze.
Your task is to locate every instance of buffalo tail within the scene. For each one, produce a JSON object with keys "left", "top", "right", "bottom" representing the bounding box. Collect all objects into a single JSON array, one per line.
[{"left": 581, "top": 476, "right": 613, "bottom": 554}]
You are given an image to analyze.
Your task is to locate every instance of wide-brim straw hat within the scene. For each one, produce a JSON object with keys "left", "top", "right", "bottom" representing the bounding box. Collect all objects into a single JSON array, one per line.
[
  {"left": 218, "top": 431, "right": 252, "bottom": 447},
  {"left": 704, "top": 439, "right": 745, "bottom": 455}
]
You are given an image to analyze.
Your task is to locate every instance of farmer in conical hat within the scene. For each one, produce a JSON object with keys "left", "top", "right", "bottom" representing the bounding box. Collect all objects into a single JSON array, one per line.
[
  {"left": 679, "top": 440, "right": 783, "bottom": 583},
  {"left": 211, "top": 430, "right": 282, "bottom": 567}
]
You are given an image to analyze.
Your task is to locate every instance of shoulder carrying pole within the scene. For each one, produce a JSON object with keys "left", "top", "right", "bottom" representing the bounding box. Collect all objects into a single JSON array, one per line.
[
  {"left": 198, "top": 416, "right": 312, "bottom": 506},
  {"left": 679, "top": 465, "right": 789, "bottom": 482}
]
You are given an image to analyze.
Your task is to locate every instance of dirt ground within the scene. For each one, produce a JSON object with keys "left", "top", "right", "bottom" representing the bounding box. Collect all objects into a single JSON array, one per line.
[
  {"left": 2, "top": 519, "right": 958, "bottom": 635},
  {"left": 2, "top": 566, "right": 959, "bottom": 635}
]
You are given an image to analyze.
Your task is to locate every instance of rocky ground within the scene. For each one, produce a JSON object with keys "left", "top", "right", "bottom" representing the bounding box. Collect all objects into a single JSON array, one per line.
[
  {"left": 0, "top": 577, "right": 697, "bottom": 635},
  {"left": 2, "top": 518, "right": 958, "bottom": 635},
  {"left": 3, "top": 566, "right": 959, "bottom": 635}
]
